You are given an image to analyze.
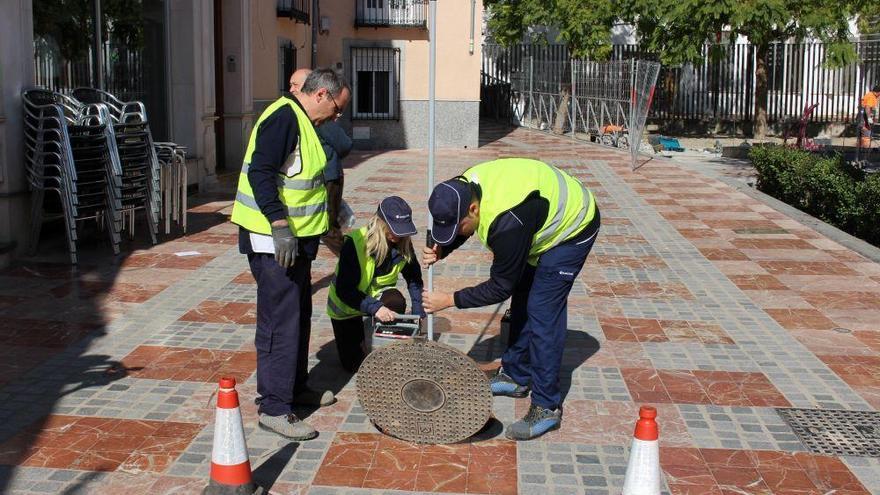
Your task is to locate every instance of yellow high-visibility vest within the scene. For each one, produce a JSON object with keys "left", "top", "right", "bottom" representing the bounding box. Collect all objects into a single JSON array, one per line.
[{"left": 230, "top": 96, "right": 328, "bottom": 236}]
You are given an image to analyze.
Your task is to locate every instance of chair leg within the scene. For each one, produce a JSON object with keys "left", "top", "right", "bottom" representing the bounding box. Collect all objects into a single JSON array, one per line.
[{"left": 28, "top": 189, "right": 45, "bottom": 256}]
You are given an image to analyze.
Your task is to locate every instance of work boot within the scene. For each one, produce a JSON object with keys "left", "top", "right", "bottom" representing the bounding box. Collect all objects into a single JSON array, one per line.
[
  {"left": 292, "top": 387, "right": 336, "bottom": 407},
  {"left": 505, "top": 403, "right": 562, "bottom": 441},
  {"left": 258, "top": 413, "right": 318, "bottom": 441},
  {"left": 489, "top": 368, "right": 530, "bottom": 398}
]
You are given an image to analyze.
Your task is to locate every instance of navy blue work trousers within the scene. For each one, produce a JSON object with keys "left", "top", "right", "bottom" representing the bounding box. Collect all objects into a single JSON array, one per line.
[
  {"left": 248, "top": 253, "right": 312, "bottom": 416},
  {"left": 502, "top": 228, "right": 599, "bottom": 410}
]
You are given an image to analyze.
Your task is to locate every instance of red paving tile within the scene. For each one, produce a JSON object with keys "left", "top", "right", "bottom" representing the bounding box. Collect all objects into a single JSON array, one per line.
[
  {"left": 0, "top": 345, "right": 62, "bottom": 386},
  {"left": 758, "top": 260, "right": 858, "bottom": 276},
  {"left": 600, "top": 234, "right": 650, "bottom": 245},
  {"left": 433, "top": 310, "right": 506, "bottom": 336},
  {"left": 698, "top": 248, "right": 750, "bottom": 261},
  {"left": 0, "top": 415, "right": 200, "bottom": 473},
  {"left": 728, "top": 274, "right": 788, "bottom": 291},
  {"left": 120, "top": 253, "right": 216, "bottom": 270},
  {"left": 121, "top": 345, "right": 256, "bottom": 383},
  {"left": 802, "top": 291, "right": 880, "bottom": 311},
  {"left": 600, "top": 317, "right": 666, "bottom": 343},
  {"left": 0, "top": 318, "right": 102, "bottom": 347},
  {"left": 50, "top": 280, "right": 168, "bottom": 303},
  {"left": 590, "top": 281, "right": 694, "bottom": 300},
  {"left": 658, "top": 320, "right": 734, "bottom": 345},
  {"left": 231, "top": 271, "right": 256, "bottom": 284},
  {"left": 662, "top": 448, "right": 870, "bottom": 494},
  {"left": 178, "top": 300, "right": 257, "bottom": 324},
  {"left": 765, "top": 308, "right": 838, "bottom": 330},
  {"left": 594, "top": 255, "right": 669, "bottom": 269},
  {"left": 313, "top": 432, "right": 517, "bottom": 494},
  {"left": 621, "top": 368, "right": 790, "bottom": 407},
  {"left": 818, "top": 355, "right": 880, "bottom": 389},
  {"left": 181, "top": 231, "right": 237, "bottom": 245}
]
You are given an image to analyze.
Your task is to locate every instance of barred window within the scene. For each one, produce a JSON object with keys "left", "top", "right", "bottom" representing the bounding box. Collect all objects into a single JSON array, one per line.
[
  {"left": 277, "top": 0, "right": 309, "bottom": 22},
  {"left": 351, "top": 47, "right": 400, "bottom": 120},
  {"left": 279, "top": 39, "right": 296, "bottom": 92}
]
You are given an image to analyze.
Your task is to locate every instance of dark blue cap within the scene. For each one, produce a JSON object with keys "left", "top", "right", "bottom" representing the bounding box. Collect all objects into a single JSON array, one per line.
[
  {"left": 378, "top": 196, "right": 417, "bottom": 236},
  {"left": 428, "top": 179, "right": 472, "bottom": 246}
]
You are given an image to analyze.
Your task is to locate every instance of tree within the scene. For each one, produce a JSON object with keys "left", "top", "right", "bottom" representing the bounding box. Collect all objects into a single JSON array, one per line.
[
  {"left": 485, "top": 0, "right": 617, "bottom": 59},
  {"left": 485, "top": 0, "right": 868, "bottom": 139},
  {"left": 625, "top": 0, "right": 866, "bottom": 138}
]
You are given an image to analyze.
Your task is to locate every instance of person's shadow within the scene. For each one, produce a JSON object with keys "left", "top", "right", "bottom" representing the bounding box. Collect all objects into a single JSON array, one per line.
[
  {"left": 467, "top": 329, "right": 600, "bottom": 403},
  {"left": 294, "top": 340, "right": 357, "bottom": 420}
]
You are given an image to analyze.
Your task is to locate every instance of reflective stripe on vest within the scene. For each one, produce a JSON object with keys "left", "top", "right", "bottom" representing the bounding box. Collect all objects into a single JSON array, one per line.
[
  {"left": 463, "top": 158, "right": 595, "bottom": 263},
  {"left": 327, "top": 226, "right": 407, "bottom": 320},
  {"left": 230, "top": 96, "right": 328, "bottom": 236},
  {"left": 240, "top": 163, "right": 326, "bottom": 190}
]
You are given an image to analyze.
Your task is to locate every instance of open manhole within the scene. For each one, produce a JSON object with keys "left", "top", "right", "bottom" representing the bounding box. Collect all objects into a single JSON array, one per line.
[{"left": 777, "top": 408, "right": 880, "bottom": 457}]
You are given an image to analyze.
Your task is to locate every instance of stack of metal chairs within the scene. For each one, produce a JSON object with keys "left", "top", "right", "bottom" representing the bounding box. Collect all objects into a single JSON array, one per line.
[
  {"left": 73, "top": 88, "right": 164, "bottom": 242},
  {"left": 22, "top": 89, "right": 124, "bottom": 264},
  {"left": 23, "top": 87, "right": 188, "bottom": 264},
  {"left": 73, "top": 88, "right": 188, "bottom": 236},
  {"left": 154, "top": 142, "right": 188, "bottom": 234}
]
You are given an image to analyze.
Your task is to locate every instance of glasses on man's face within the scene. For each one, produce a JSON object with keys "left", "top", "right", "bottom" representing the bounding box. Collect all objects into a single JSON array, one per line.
[{"left": 327, "top": 91, "right": 343, "bottom": 119}]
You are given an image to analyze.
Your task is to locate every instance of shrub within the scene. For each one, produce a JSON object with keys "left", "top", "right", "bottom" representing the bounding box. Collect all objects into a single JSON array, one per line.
[{"left": 749, "top": 145, "right": 878, "bottom": 247}]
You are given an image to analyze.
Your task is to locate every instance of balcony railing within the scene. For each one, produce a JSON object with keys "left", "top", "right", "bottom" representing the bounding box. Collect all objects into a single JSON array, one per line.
[
  {"left": 277, "top": 0, "right": 310, "bottom": 23},
  {"left": 355, "top": 0, "right": 427, "bottom": 28}
]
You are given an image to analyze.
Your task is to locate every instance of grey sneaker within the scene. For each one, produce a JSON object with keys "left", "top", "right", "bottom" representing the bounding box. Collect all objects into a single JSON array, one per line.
[
  {"left": 258, "top": 413, "right": 318, "bottom": 441},
  {"left": 489, "top": 368, "right": 530, "bottom": 398},
  {"left": 292, "top": 387, "right": 336, "bottom": 407},
  {"left": 505, "top": 403, "right": 562, "bottom": 441}
]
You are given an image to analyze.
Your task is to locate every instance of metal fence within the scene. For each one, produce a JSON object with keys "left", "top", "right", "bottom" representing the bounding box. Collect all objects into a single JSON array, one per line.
[
  {"left": 502, "top": 56, "right": 660, "bottom": 170},
  {"left": 355, "top": 0, "right": 428, "bottom": 28},
  {"left": 483, "top": 40, "right": 880, "bottom": 125},
  {"left": 34, "top": 41, "right": 146, "bottom": 103}
]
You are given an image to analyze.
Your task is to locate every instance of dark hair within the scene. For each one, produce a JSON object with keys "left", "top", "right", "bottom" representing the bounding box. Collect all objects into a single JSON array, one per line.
[
  {"left": 873, "top": 85, "right": 880, "bottom": 93},
  {"left": 379, "top": 289, "right": 406, "bottom": 314},
  {"left": 301, "top": 68, "right": 349, "bottom": 97}
]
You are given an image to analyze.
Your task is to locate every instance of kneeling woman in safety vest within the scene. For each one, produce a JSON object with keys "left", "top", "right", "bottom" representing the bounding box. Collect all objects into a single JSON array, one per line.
[{"left": 326, "top": 196, "right": 425, "bottom": 372}]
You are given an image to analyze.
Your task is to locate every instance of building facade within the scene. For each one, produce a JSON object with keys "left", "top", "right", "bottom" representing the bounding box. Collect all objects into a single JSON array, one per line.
[{"left": 0, "top": 0, "right": 482, "bottom": 266}]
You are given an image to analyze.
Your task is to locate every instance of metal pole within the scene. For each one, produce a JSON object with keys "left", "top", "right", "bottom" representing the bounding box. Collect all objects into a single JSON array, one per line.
[
  {"left": 311, "top": 0, "right": 318, "bottom": 68},
  {"left": 528, "top": 56, "right": 534, "bottom": 128},
  {"left": 93, "top": 0, "right": 104, "bottom": 89},
  {"left": 468, "top": 0, "right": 475, "bottom": 55},
  {"left": 427, "top": 0, "right": 437, "bottom": 341},
  {"left": 570, "top": 60, "right": 576, "bottom": 139}
]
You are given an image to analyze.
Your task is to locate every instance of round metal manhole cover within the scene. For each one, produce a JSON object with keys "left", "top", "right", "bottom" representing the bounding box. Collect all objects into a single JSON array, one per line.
[{"left": 356, "top": 340, "right": 492, "bottom": 444}]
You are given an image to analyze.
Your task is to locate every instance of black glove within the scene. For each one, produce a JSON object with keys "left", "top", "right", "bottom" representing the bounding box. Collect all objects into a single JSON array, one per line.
[{"left": 271, "top": 224, "right": 298, "bottom": 268}]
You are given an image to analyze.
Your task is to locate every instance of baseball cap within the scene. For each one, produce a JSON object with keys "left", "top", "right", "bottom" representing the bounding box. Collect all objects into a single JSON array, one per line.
[
  {"left": 428, "top": 179, "right": 472, "bottom": 246},
  {"left": 378, "top": 196, "right": 417, "bottom": 237}
]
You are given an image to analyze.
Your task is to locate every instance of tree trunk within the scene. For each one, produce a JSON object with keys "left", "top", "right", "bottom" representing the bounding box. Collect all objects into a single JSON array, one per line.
[
  {"left": 754, "top": 43, "right": 769, "bottom": 139},
  {"left": 553, "top": 85, "right": 571, "bottom": 134}
]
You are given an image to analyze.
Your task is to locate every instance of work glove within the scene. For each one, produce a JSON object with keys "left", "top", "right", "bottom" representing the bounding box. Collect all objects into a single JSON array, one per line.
[{"left": 272, "top": 224, "right": 298, "bottom": 268}]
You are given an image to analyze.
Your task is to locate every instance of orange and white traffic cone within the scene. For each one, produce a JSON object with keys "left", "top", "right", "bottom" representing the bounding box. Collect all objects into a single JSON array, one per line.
[
  {"left": 622, "top": 406, "right": 661, "bottom": 495},
  {"left": 203, "top": 377, "right": 258, "bottom": 495}
]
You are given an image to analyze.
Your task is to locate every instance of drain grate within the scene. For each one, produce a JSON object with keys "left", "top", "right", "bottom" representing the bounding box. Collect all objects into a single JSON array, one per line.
[{"left": 777, "top": 408, "right": 880, "bottom": 457}]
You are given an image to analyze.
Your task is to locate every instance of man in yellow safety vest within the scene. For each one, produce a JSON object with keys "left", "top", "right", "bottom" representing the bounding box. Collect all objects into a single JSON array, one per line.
[
  {"left": 230, "top": 68, "right": 350, "bottom": 441},
  {"left": 423, "top": 158, "right": 600, "bottom": 441}
]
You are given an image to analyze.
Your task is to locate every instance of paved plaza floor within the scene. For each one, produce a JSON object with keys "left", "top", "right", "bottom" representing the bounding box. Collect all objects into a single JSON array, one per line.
[{"left": 0, "top": 123, "right": 878, "bottom": 494}]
